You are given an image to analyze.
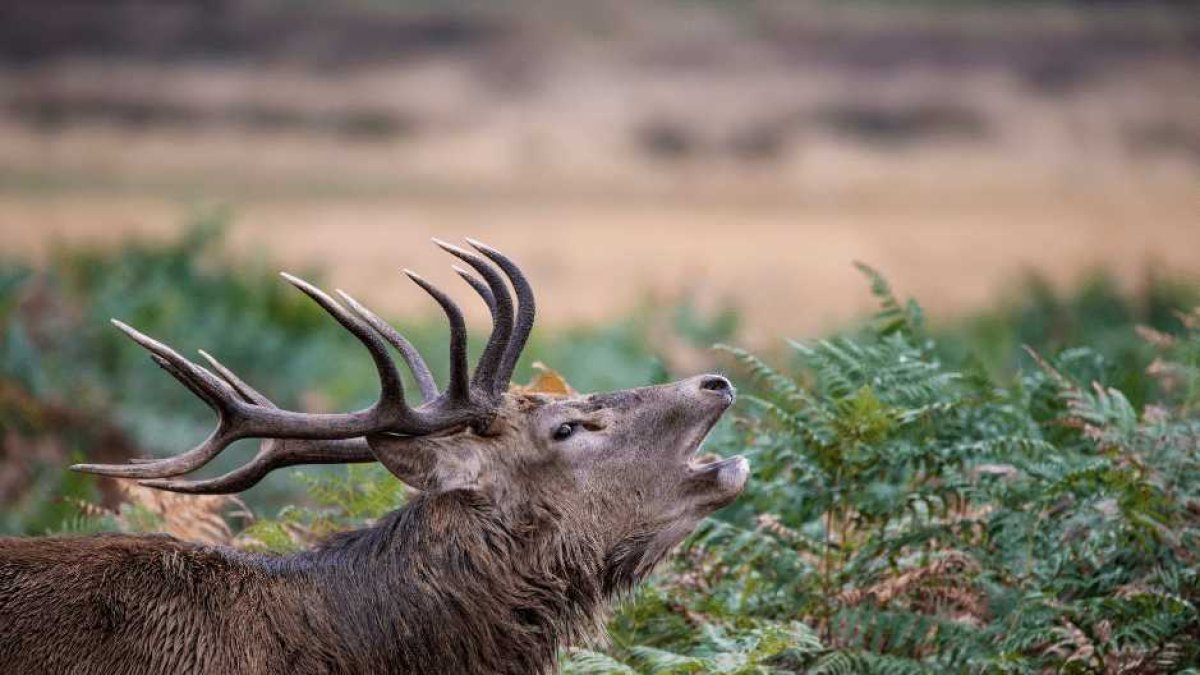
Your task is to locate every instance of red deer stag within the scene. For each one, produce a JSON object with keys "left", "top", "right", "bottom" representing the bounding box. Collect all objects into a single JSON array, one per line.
[{"left": 0, "top": 239, "right": 748, "bottom": 674}]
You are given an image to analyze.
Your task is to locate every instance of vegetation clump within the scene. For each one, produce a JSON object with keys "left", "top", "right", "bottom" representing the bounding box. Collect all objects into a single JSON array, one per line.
[{"left": 565, "top": 267, "right": 1200, "bottom": 673}]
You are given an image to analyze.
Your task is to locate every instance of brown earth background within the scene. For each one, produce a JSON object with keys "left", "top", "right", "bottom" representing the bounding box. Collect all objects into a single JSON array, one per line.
[{"left": 1, "top": 0, "right": 1198, "bottom": 342}]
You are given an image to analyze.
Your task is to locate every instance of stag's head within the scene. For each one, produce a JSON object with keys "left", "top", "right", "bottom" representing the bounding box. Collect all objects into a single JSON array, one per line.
[
  {"left": 74, "top": 239, "right": 748, "bottom": 580},
  {"left": 373, "top": 374, "right": 746, "bottom": 567}
]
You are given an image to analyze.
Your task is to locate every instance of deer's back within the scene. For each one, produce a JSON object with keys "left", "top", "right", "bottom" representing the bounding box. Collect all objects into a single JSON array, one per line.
[{"left": 0, "top": 533, "right": 346, "bottom": 675}]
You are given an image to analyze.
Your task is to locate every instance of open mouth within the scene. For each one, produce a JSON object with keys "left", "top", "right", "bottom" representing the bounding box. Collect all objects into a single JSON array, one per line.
[
  {"left": 689, "top": 452, "right": 750, "bottom": 496},
  {"left": 684, "top": 404, "right": 750, "bottom": 493}
]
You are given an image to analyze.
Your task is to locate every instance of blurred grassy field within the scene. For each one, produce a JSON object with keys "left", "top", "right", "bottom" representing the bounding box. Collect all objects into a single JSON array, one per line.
[
  {"left": 3, "top": 180, "right": 1197, "bottom": 343},
  {"left": 2, "top": 1, "right": 1197, "bottom": 340}
]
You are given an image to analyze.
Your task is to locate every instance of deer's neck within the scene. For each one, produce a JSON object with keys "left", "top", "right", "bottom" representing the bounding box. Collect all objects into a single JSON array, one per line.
[{"left": 294, "top": 491, "right": 607, "bottom": 675}]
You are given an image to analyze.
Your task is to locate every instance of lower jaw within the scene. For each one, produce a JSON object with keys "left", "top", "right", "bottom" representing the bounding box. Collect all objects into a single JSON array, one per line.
[
  {"left": 715, "top": 456, "right": 750, "bottom": 492},
  {"left": 689, "top": 455, "right": 750, "bottom": 493}
]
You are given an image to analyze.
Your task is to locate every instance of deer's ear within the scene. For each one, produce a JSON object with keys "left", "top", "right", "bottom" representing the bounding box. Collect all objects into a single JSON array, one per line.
[{"left": 365, "top": 434, "right": 482, "bottom": 493}]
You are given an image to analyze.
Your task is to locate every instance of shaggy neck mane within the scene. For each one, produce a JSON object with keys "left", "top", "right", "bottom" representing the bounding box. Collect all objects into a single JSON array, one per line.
[{"left": 279, "top": 490, "right": 613, "bottom": 675}]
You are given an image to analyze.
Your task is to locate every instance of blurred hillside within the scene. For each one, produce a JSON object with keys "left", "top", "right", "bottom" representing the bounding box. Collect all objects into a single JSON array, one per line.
[{"left": 1, "top": 0, "right": 1198, "bottom": 338}]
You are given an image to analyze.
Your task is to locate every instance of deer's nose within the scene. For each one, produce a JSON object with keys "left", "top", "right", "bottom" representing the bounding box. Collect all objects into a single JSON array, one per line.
[{"left": 698, "top": 375, "right": 734, "bottom": 397}]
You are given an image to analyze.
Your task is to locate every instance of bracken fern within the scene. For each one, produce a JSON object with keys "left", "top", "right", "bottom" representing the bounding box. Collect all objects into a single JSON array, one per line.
[{"left": 563, "top": 266, "right": 1200, "bottom": 673}]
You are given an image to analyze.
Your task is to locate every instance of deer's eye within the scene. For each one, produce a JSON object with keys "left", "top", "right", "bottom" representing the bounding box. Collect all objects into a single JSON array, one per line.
[{"left": 552, "top": 422, "right": 579, "bottom": 441}]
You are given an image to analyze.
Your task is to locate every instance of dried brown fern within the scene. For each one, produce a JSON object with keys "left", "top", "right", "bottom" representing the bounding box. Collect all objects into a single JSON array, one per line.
[
  {"left": 117, "top": 482, "right": 251, "bottom": 546},
  {"left": 838, "top": 550, "right": 987, "bottom": 626},
  {"left": 70, "top": 480, "right": 252, "bottom": 546}
]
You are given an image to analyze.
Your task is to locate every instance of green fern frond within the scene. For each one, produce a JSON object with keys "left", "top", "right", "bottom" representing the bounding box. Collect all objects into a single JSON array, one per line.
[{"left": 561, "top": 649, "right": 641, "bottom": 675}]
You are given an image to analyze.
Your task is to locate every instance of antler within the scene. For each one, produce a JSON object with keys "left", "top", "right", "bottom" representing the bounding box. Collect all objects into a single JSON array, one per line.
[
  {"left": 72, "top": 239, "right": 536, "bottom": 493},
  {"left": 136, "top": 351, "right": 376, "bottom": 494}
]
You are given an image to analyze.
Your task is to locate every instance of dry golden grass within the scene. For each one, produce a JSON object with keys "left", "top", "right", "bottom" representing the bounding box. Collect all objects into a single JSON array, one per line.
[
  {"left": 2, "top": 9, "right": 1197, "bottom": 340},
  {"left": 2, "top": 172, "right": 1196, "bottom": 343}
]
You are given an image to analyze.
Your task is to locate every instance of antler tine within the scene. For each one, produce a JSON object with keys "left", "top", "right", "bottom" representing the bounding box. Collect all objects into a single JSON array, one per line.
[
  {"left": 404, "top": 270, "right": 470, "bottom": 402},
  {"left": 433, "top": 239, "right": 513, "bottom": 397},
  {"left": 72, "top": 428, "right": 232, "bottom": 479},
  {"left": 280, "top": 273, "right": 407, "bottom": 408},
  {"left": 72, "top": 323, "right": 249, "bottom": 479},
  {"left": 453, "top": 266, "right": 497, "bottom": 316},
  {"left": 126, "top": 354, "right": 232, "bottom": 465},
  {"left": 74, "top": 339, "right": 274, "bottom": 479},
  {"left": 125, "top": 353, "right": 237, "bottom": 468},
  {"left": 466, "top": 239, "right": 536, "bottom": 391},
  {"left": 337, "top": 289, "right": 439, "bottom": 403},
  {"left": 155, "top": 353, "right": 225, "bottom": 409},
  {"left": 198, "top": 349, "right": 271, "bottom": 406},
  {"left": 107, "top": 320, "right": 240, "bottom": 407},
  {"left": 139, "top": 437, "right": 374, "bottom": 494}
]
